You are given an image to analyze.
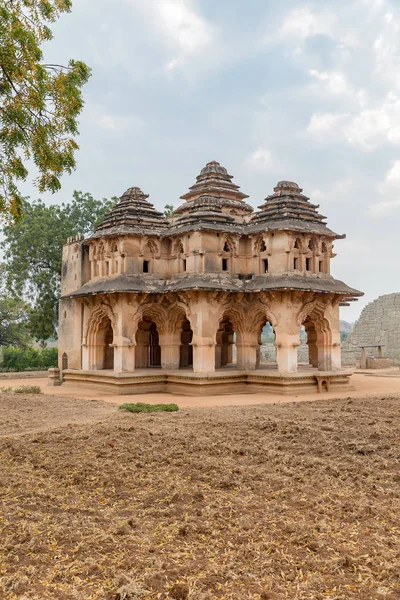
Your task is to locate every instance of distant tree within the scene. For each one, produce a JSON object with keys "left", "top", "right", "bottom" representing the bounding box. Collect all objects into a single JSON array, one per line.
[
  {"left": 164, "top": 204, "right": 174, "bottom": 217},
  {"left": 2, "top": 192, "right": 116, "bottom": 341},
  {"left": 0, "top": 1, "right": 91, "bottom": 218},
  {"left": 0, "top": 294, "right": 32, "bottom": 348}
]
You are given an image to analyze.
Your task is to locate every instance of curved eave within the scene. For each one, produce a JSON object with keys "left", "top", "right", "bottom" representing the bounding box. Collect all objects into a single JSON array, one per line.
[
  {"left": 62, "top": 274, "right": 363, "bottom": 299},
  {"left": 247, "top": 219, "right": 344, "bottom": 239},
  {"left": 89, "top": 225, "right": 170, "bottom": 239}
]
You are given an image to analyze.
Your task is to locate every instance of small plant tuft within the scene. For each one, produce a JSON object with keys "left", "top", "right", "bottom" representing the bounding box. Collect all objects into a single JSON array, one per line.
[
  {"left": 119, "top": 403, "right": 179, "bottom": 414},
  {"left": 13, "top": 385, "right": 42, "bottom": 394}
]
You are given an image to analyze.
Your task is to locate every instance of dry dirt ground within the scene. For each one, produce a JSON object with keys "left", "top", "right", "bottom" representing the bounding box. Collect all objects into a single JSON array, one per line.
[{"left": 0, "top": 393, "right": 399, "bottom": 600}]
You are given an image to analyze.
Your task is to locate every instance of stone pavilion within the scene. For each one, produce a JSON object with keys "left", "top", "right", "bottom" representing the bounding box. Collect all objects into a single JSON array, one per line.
[{"left": 58, "top": 161, "right": 363, "bottom": 395}]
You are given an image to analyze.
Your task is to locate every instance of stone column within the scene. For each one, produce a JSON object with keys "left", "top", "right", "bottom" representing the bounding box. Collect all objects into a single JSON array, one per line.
[
  {"left": 236, "top": 331, "right": 258, "bottom": 370},
  {"left": 304, "top": 324, "right": 318, "bottom": 368},
  {"left": 113, "top": 339, "right": 135, "bottom": 372},
  {"left": 317, "top": 300, "right": 342, "bottom": 372},
  {"left": 192, "top": 338, "right": 216, "bottom": 373},
  {"left": 186, "top": 292, "right": 224, "bottom": 374},
  {"left": 112, "top": 295, "right": 142, "bottom": 373},
  {"left": 82, "top": 344, "right": 89, "bottom": 370},
  {"left": 159, "top": 332, "right": 181, "bottom": 370},
  {"left": 274, "top": 329, "right": 300, "bottom": 373}
]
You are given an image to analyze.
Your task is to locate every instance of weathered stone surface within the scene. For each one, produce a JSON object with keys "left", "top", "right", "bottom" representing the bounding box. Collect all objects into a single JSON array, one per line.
[
  {"left": 342, "top": 293, "right": 400, "bottom": 365},
  {"left": 366, "top": 357, "right": 392, "bottom": 369},
  {"left": 65, "top": 272, "right": 362, "bottom": 299}
]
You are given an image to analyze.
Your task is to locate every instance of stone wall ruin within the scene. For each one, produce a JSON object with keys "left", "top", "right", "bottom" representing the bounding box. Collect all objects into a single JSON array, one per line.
[{"left": 342, "top": 293, "right": 400, "bottom": 366}]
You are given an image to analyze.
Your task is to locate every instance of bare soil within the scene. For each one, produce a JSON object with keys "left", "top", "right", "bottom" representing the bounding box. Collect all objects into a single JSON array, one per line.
[
  {"left": 0, "top": 393, "right": 399, "bottom": 600},
  {"left": 0, "top": 393, "right": 116, "bottom": 438}
]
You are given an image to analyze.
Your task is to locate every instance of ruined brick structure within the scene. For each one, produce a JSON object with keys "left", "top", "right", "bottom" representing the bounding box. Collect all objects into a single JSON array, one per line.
[
  {"left": 342, "top": 293, "right": 400, "bottom": 366},
  {"left": 58, "top": 161, "right": 362, "bottom": 395}
]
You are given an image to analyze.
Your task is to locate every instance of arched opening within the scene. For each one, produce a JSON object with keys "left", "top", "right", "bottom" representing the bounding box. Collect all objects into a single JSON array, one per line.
[
  {"left": 90, "top": 315, "right": 114, "bottom": 370},
  {"left": 298, "top": 323, "right": 312, "bottom": 368},
  {"left": 302, "top": 317, "right": 334, "bottom": 371},
  {"left": 62, "top": 352, "right": 68, "bottom": 371},
  {"left": 215, "top": 317, "right": 236, "bottom": 369},
  {"left": 135, "top": 319, "right": 161, "bottom": 368},
  {"left": 180, "top": 318, "right": 193, "bottom": 368},
  {"left": 258, "top": 321, "right": 277, "bottom": 369}
]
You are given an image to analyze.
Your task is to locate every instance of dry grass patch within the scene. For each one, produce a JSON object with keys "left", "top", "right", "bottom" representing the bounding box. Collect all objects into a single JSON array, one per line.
[{"left": 0, "top": 395, "right": 399, "bottom": 599}]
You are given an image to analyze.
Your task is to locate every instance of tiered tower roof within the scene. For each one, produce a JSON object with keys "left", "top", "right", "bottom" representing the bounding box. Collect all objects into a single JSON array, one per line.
[
  {"left": 176, "top": 161, "right": 253, "bottom": 221},
  {"left": 248, "top": 181, "right": 342, "bottom": 238},
  {"left": 172, "top": 194, "right": 238, "bottom": 232},
  {"left": 92, "top": 187, "right": 168, "bottom": 237}
]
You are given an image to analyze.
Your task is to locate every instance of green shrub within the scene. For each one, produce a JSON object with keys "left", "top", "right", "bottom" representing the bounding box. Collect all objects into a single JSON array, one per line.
[
  {"left": 1, "top": 346, "right": 58, "bottom": 371},
  {"left": 119, "top": 403, "right": 179, "bottom": 413}
]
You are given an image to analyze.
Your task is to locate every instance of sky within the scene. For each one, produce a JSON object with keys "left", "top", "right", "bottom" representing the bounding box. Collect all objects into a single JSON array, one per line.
[{"left": 23, "top": 0, "right": 400, "bottom": 322}]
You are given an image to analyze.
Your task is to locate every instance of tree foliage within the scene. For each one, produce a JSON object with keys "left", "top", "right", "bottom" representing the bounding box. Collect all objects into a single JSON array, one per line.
[
  {"left": 0, "top": 293, "right": 32, "bottom": 347},
  {"left": 1, "top": 346, "right": 58, "bottom": 371},
  {"left": 164, "top": 204, "right": 174, "bottom": 217},
  {"left": 0, "top": 0, "right": 91, "bottom": 218},
  {"left": 2, "top": 191, "right": 116, "bottom": 340}
]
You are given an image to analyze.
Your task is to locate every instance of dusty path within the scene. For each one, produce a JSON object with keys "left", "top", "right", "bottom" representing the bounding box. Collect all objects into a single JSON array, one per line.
[{"left": 2, "top": 372, "right": 400, "bottom": 408}]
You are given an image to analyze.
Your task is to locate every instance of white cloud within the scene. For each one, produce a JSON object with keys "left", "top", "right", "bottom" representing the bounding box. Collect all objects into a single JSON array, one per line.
[
  {"left": 307, "top": 97, "right": 400, "bottom": 149},
  {"left": 369, "top": 197, "right": 400, "bottom": 215},
  {"left": 345, "top": 99, "right": 400, "bottom": 149},
  {"left": 98, "top": 115, "right": 120, "bottom": 131},
  {"left": 307, "top": 112, "right": 349, "bottom": 137},
  {"left": 309, "top": 177, "right": 355, "bottom": 205},
  {"left": 86, "top": 105, "right": 146, "bottom": 134},
  {"left": 369, "top": 160, "right": 400, "bottom": 215},
  {"left": 245, "top": 147, "right": 274, "bottom": 173},
  {"left": 126, "top": 0, "right": 217, "bottom": 76},
  {"left": 384, "top": 159, "right": 400, "bottom": 185},
  {"left": 309, "top": 69, "right": 353, "bottom": 96},
  {"left": 158, "top": 0, "right": 213, "bottom": 56},
  {"left": 279, "top": 6, "right": 334, "bottom": 40}
]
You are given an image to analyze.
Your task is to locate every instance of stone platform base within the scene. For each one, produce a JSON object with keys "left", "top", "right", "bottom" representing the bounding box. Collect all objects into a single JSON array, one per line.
[
  {"left": 366, "top": 357, "right": 392, "bottom": 369},
  {"left": 62, "top": 368, "right": 355, "bottom": 397}
]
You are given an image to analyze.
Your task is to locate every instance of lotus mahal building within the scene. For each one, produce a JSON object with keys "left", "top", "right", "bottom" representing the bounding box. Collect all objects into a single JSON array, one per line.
[{"left": 58, "top": 161, "right": 362, "bottom": 395}]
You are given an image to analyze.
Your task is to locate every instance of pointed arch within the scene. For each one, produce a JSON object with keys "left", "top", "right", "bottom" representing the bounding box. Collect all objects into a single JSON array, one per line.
[
  {"left": 222, "top": 235, "right": 237, "bottom": 254},
  {"left": 254, "top": 235, "right": 267, "bottom": 254},
  {"left": 84, "top": 304, "right": 116, "bottom": 370}
]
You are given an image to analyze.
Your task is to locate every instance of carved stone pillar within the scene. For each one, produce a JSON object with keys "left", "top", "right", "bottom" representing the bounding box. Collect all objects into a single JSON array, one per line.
[
  {"left": 82, "top": 345, "right": 89, "bottom": 370},
  {"left": 113, "top": 339, "right": 135, "bottom": 372},
  {"left": 304, "top": 323, "right": 318, "bottom": 368},
  {"left": 274, "top": 328, "right": 300, "bottom": 373},
  {"left": 236, "top": 331, "right": 258, "bottom": 370},
  {"left": 266, "top": 291, "right": 301, "bottom": 374},
  {"left": 159, "top": 332, "right": 181, "bottom": 370},
  {"left": 183, "top": 291, "right": 225, "bottom": 374},
  {"left": 113, "top": 294, "right": 143, "bottom": 373}
]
